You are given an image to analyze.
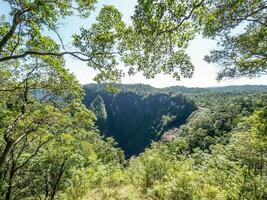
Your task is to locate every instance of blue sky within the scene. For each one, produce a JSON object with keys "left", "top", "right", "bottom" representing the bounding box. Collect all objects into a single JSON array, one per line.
[{"left": 1, "top": 0, "right": 267, "bottom": 88}]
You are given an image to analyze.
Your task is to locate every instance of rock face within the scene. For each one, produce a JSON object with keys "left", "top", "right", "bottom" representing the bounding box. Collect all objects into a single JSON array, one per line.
[
  {"left": 161, "top": 128, "right": 180, "bottom": 142},
  {"left": 83, "top": 84, "right": 197, "bottom": 158}
]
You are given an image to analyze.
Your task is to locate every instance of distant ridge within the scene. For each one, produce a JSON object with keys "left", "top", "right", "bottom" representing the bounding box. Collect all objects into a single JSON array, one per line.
[
  {"left": 84, "top": 84, "right": 267, "bottom": 94},
  {"left": 164, "top": 84, "right": 267, "bottom": 94}
]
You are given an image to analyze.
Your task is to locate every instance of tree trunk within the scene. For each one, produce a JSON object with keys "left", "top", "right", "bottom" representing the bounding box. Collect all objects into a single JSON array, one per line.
[
  {"left": 5, "top": 161, "right": 16, "bottom": 200},
  {"left": 50, "top": 159, "right": 66, "bottom": 200}
]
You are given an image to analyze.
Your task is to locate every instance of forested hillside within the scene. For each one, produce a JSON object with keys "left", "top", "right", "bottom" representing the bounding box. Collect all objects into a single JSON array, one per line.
[{"left": 83, "top": 84, "right": 197, "bottom": 157}]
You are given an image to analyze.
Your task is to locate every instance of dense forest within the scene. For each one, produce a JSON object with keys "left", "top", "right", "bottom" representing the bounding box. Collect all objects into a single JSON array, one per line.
[{"left": 1, "top": 0, "right": 267, "bottom": 199}]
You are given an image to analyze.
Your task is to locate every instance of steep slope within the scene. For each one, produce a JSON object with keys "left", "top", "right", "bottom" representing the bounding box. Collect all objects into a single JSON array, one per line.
[{"left": 83, "top": 84, "right": 197, "bottom": 157}]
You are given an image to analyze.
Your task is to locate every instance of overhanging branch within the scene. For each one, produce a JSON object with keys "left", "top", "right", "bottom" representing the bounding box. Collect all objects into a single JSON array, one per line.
[{"left": 0, "top": 51, "right": 94, "bottom": 62}]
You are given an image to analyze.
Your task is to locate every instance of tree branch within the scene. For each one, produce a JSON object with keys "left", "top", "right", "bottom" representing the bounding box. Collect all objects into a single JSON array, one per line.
[
  {"left": 0, "top": 51, "right": 93, "bottom": 62},
  {"left": 14, "top": 138, "right": 52, "bottom": 171},
  {"left": 0, "top": 8, "right": 30, "bottom": 52},
  {"left": 157, "top": 0, "right": 205, "bottom": 35}
]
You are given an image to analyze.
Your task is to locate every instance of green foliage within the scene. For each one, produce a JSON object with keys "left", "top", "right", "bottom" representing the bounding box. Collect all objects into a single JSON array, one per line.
[
  {"left": 72, "top": 5, "right": 126, "bottom": 83},
  {"left": 126, "top": 0, "right": 200, "bottom": 80},
  {"left": 200, "top": 0, "right": 267, "bottom": 79},
  {"left": 0, "top": 58, "right": 124, "bottom": 199},
  {"left": 130, "top": 0, "right": 267, "bottom": 79},
  {"left": 118, "top": 107, "right": 266, "bottom": 200},
  {"left": 1, "top": 0, "right": 267, "bottom": 199},
  {"left": 0, "top": 2, "right": 127, "bottom": 196},
  {"left": 77, "top": 88, "right": 267, "bottom": 200}
]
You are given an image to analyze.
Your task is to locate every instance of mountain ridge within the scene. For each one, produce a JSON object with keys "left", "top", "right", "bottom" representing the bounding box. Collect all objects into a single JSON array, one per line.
[{"left": 84, "top": 83, "right": 267, "bottom": 94}]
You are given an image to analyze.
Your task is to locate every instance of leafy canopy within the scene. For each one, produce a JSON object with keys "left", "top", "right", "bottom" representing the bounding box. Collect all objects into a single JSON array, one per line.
[{"left": 131, "top": 0, "right": 267, "bottom": 80}]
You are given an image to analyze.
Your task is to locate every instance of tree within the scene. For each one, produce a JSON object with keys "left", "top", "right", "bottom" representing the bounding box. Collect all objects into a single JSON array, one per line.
[
  {"left": 0, "top": 2, "right": 124, "bottom": 197},
  {"left": 130, "top": 0, "right": 267, "bottom": 80},
  {"left": 0, "top": 0, "right": 199, "bottom": 83},
  {"left": 0, "top": 1, "right": 121, "bottom": 82},
  {"left": 0, "top": 59, "right": 124, "bottom": 199},
  {"left": 201, "top": 0, "right": 267, "bottom": 80},
  {"left": 228, "top": 107, "right": 267, "bottom": 177},
  {"left": 0, "top": 56, "right": 96, "bottom": 199},
  {"left": 127, "top": 0, "right": 205, "bottom": 80},
  {"left": 121, "top": 107, "right": 267, "bottom": 200}
]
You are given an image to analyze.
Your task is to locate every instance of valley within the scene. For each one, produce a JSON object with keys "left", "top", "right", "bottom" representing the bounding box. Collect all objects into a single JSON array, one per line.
[
  {"left": 83, "top": 84, "right": 267, "bottom": 158},
  {"left": 83, "top": 84, "right": 197, "bottom": 157}
]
